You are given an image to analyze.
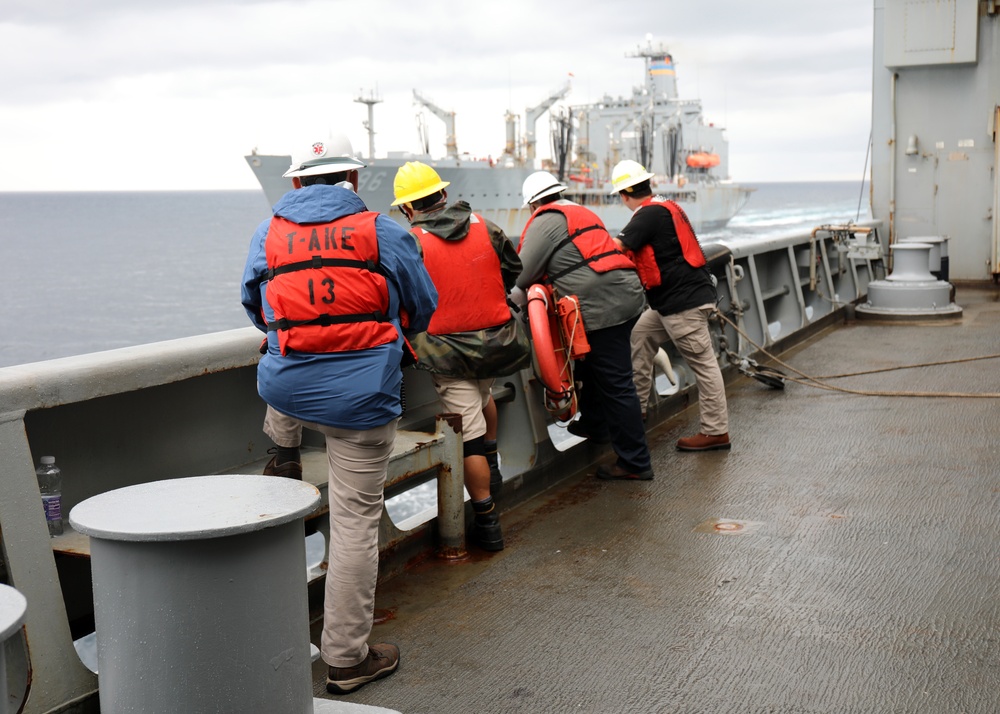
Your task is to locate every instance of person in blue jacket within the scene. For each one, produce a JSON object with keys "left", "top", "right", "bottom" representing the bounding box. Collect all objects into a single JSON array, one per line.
[{"left": 241, "top": 133, "right": 437, "bottom": 695}]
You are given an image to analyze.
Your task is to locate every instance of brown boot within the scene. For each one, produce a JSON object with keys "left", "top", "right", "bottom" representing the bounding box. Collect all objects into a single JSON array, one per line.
[
  {"left": 676, "top": 432, "right": 731, "bottom": 452},
  {"left": 326, "top": 642, "right": 400, "bottom": 694}
]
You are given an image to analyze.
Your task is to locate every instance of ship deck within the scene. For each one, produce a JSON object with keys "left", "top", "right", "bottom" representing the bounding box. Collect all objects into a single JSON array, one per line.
[{"left": 310, "top": 285, "right": 1000, "bottom": 713}]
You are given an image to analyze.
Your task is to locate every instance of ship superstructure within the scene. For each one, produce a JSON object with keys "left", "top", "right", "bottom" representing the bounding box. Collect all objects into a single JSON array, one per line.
[
  {"left": 554, "top": 37, "right": 750, "bottom": 232},
  {"left": 246, "top": 38, "right": 751, "bottom": 237}
]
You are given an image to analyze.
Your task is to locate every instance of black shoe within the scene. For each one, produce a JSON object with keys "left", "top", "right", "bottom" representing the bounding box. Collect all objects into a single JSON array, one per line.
[
  {"left": 471, "top": 512, "right": 504, "bottom": 551},
  {"left": 596, "top": 463, "right": 654, "bottom": 481},
  {"left": 326, "top": 642, "right": 399, "bottom": 694},
  {"left": 566, "top": 420, "right": 611, "bottom": 444}
]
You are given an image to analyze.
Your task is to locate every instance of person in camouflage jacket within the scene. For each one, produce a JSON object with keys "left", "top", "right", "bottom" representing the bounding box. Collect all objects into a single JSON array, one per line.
[{"left": 393, "top": 162, "right": 530, "bottom": 551}]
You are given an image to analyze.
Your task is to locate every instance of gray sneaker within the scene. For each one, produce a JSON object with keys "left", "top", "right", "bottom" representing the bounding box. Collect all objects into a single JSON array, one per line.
[
  {"left": 326, "top": 642, "right": 399, "bottom": 694},
  {"left": 262, "top": 448, "right": 302, "bottom": 480}
]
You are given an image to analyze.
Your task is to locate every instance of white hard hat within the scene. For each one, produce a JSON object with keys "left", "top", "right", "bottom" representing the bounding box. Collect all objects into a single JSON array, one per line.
[
  {"left": 609, "top": 159, "right": 655, "bottom": 195},
  {"left": 283, "top": 133, "right": 366, "bottom": 178},
  {"left": 522, "top": 171, "right": 567, "bottom": 206}
]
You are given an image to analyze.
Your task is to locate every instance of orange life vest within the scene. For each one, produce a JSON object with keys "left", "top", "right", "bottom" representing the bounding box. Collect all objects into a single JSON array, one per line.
[
  {"left": 518, "top": 201, "right": 635, "bottom": 282},
  {"left": 627, "top": 197, "right": 706, "bottom": 290},
  {"left": 264, "top": 212, "right": 398, "bottom": 355},
  {"left": 411, "top": 215, "right": 511, "bottom": 336}
]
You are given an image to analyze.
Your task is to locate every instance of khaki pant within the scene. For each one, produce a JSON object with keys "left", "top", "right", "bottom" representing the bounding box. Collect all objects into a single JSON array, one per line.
[
  {"left": 263, "top": 406, "right": 397, "bottom": 667},
  {"left": 630, "top": 305, "right": 729, "bottom": 435},
  {"left": 430, "top": 374, "right": 494, "bottom": 442}
]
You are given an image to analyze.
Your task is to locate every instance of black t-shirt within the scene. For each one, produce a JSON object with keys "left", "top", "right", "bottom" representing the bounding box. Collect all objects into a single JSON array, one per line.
[{"left": 619, "top": 202, "right": 716, "bottom": 316}]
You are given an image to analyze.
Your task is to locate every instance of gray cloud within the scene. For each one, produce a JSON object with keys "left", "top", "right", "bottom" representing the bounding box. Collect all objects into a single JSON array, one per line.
[{"left": 0, "top": 0, "right": 877, "bottom": 188}]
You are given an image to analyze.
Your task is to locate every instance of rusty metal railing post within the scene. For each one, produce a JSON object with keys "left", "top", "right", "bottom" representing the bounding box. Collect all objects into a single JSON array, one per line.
[{"left": 435, "top": 413, "right": 467, "bottom": 560}]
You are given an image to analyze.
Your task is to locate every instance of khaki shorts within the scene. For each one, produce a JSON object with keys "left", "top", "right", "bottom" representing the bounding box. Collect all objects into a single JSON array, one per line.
[{"left": 430, "top": 375, "right": 494, "bottom": 442}]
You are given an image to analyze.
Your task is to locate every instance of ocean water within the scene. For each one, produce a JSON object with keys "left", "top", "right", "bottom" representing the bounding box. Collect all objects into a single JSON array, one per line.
[
  {"left": 0, "top": 182, "right": 870, "bottom": 369},
  {"left": 0, "top": 190, "right": 272, "bottom": 368}
]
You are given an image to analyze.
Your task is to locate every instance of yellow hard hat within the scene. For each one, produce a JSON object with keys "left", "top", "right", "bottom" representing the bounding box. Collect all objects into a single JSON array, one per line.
[{"left": 391, "top": 161, "right": 450, "bottom": 206}]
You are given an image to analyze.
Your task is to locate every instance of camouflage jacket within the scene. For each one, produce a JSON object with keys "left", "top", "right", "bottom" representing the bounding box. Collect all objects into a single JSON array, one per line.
[{"left": 409, "top": 201, "right": 531, "bottom": 378}]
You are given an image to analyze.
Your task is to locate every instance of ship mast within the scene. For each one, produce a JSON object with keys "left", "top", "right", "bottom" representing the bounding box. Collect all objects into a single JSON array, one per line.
[
  {"left": 626, "top": 35, "right": 679, "bottom": 177},
  {"left": 354, "top": 89, "right": 383, "bottom": 160},
  {"left": 627, "top": 35, "right": 678, "bottom": 100}
]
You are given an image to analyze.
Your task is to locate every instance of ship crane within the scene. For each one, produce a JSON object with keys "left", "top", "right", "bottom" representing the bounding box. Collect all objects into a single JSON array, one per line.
[
  {"left": 415, "top": 113, "right": 431, "bottom": 156},
  {"left": 525, "top": 80, "right": 571, "bottom": 163},
  {"left": 412, "top": 90, "right": 458, "bottom": 159},
  {"left": 502, "top": 110, "right": 521, "bottom": 164}
]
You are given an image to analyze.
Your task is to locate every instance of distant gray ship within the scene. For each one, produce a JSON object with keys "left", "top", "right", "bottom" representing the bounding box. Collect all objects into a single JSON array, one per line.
[{"left": 246, "top": 37, "right": 752, "bottom": 238}]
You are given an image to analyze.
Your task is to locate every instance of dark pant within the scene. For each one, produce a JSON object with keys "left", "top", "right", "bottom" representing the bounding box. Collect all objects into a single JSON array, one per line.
[{"left": 575, "top": 317, "right": 652, "bottom": 472}]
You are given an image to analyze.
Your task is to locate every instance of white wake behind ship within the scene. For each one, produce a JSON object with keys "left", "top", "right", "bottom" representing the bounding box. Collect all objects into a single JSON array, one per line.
[{"left": 246, "top": 37, "right": 752, "bottom": 238}]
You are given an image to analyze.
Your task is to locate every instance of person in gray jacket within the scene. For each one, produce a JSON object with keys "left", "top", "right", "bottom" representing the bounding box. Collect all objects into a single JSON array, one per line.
[{"left": 514, "top": 171, "right": 653, "bottom": 480}]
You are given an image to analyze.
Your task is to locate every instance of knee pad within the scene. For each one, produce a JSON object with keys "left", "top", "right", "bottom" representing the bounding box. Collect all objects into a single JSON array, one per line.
[{"left": 463, "top": 435, "right": 487, "bottom": 458}]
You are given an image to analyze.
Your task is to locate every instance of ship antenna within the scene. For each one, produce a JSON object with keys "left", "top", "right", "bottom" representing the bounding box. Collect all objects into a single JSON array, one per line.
[{"left": 354, "top": 89, "right": 383, "bottom": 160}]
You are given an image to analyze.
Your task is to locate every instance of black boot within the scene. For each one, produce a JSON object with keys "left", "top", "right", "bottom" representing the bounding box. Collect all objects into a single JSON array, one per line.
[{"left": 471, "top": 497, "right": 504, "bottom": 551}]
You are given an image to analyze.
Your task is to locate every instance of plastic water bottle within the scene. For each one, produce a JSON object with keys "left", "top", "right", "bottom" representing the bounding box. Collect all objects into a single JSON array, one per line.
[{"left": 36, "top": 456, "right": 63, "bottom": 536}]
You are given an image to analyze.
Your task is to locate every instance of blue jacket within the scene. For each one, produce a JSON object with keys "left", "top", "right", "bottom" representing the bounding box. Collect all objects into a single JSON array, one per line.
[{"left": 242, "top": 184, "right": 438, "bottom": 430}]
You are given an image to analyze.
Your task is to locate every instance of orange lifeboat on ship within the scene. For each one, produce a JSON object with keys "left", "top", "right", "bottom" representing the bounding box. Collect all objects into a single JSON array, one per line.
[
  {"left": 568, "top": 164, "right": 595, "bottom": 187},
  {"left": 686, "top": 152, "right": 721, "bottom": 169}
]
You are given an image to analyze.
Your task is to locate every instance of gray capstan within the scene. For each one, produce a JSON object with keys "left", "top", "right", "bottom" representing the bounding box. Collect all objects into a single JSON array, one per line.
[{"left": 856, "top": 240, "right": 963, "bottom": 320}]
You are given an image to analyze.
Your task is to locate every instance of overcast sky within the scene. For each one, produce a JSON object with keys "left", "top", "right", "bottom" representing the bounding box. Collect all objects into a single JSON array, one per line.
[{"left": 1, "top": 1, "right": 875, "bottom": 192}]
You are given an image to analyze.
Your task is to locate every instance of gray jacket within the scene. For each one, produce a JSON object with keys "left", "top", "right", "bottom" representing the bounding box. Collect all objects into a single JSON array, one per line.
[{"left": 516, "top": 200, "right": 645, "bottom": 332}]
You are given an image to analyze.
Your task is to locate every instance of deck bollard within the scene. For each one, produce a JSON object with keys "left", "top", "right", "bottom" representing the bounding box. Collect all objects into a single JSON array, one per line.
[
  {"left": 70, "top": 475, "right": 321, "bottom": 714},
  {"left": 0, "top": 584, "right": 28, "bottom": 714}
]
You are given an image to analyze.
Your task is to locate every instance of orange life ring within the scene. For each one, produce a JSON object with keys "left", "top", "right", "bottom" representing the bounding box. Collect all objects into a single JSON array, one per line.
[{"left": 526, "top": 284, "right": 577, "bottom": 421}]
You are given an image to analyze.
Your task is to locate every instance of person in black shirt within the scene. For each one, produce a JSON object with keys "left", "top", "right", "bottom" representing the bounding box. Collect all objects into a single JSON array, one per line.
[{"left": 610, "top": 160, "right": 731, "bottom": 451}]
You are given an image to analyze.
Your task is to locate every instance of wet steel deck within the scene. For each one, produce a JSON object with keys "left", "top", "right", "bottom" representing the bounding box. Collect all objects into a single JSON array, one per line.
[{"left": 311, "top": 286, "right": 1000, "bottom": 713}]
